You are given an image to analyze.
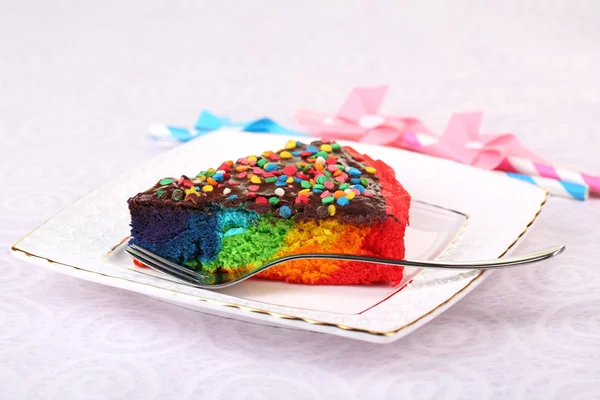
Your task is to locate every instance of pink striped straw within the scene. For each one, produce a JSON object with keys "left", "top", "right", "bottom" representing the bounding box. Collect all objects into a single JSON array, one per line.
[{"left": 498, "top": 157, "right": 600, "bottom": 195}]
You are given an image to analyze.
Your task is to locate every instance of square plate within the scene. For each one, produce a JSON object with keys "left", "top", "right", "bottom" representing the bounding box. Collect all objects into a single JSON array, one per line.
[{"left": 11, "top": 130, "right": 548, "bottom": 343}]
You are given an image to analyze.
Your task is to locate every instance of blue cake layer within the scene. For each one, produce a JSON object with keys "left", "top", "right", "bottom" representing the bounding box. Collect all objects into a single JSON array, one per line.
[{"left": 129, "top": 205, "right": 260, "bottom": 265}]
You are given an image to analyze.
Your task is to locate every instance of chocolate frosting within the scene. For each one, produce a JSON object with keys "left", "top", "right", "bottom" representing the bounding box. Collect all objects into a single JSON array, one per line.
[{"left": 128, "top": 140, "right": 387, "bottom": 223}]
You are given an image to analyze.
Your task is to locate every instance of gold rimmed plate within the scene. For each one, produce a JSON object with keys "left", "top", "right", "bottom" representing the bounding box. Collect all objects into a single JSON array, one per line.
[{"left": 10, "top": 130, "right": 548, "bottom": 343}]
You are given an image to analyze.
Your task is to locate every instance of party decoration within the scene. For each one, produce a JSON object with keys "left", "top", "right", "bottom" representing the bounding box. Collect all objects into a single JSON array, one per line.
[
  {"left": 503, "top": 172, "right": 589, "bottom": 200},
  {"left": 295, "top": 86, "right": 429, "bottom": 146},
  {"left": 499, "top": 157, "right": 600, "bottom": 195},
  {"left": 150, "top": 110, "right": 303, "bottom": 142}
]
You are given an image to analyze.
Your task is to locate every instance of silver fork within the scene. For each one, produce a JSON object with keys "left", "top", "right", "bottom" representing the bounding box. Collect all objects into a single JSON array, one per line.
[{"left": 126, "top": 243, "right": 565, "bottom": 289}]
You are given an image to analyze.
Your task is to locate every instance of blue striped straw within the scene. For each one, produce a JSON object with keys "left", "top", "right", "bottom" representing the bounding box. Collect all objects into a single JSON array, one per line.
[{"left": 504, "top": 172, "right": 589, "bottom": 200}]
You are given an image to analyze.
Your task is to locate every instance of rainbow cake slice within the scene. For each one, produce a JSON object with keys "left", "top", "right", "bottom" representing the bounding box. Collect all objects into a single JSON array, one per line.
[{"left": 128, "top": 140, "right": 410, "bottom": 285}]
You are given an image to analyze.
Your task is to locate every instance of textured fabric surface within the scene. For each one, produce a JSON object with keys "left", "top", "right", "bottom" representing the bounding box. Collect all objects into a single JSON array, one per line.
[{"left": 1, "top": 1, "right": 599, "bottom": 399}]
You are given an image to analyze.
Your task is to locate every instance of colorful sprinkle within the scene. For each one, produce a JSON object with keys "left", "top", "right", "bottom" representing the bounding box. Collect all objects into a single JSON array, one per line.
[
  {"left": 171, "top": 189, "right": 184, "bottom": 200},
  {"left": 328, "top": 204, "right": 336, "bottom": 216},
  {"left": 159, "top": 178, "right": 173, "bottom": 185},
  {"left": 156, "top": 189, "right": 166, "bottom": 198},
  {"left": 265, "top": 177, "right": 278, "bottom": 183},
  {"left": 269, "top": 197, "right": 280, "bottom": 204},
  {"left": 265, "top": 163, "right": 279, "bottom": 172},
  {"left": 250, "top": 176, "right": 262, "bottom": 184},
  {"left": 360, "top": 177, "right": 368, "bottom": 187},
  {"left": 352, "top": 184, "right": 365, "bottom": 194},
  {"left": 283, "top": 165, "right": 297, "bottom": 175},
  {"left": 274, "top": 188, "right": 285, "bottom": 196},
  {"left": 336, "top": 197, "right": 350, "bottom": 206},
  {"left": 301, "top": 180, "right": 312, "bottom": 189},
  {"left": 212, "top": 173, "right": 224, "bottom": 181},
  {"left": 202, "top": 185, "right": 213, "bottom": 193},
  {"left": 257, "top": 158, "right": 267, "bottom": 168},
  {"left": 248, "top": 185, "right": 260, "bottom": 192},
  {"left": 331, "top": 143, "right": 341, "bottom": 151},
  {"left": 295, "top": 195, "right": 309, "bottom": 205},
  {"left": 227, "top": 195, "right": 238, "bottom": 200},
  {"left": 275, "top": 181, "right": 287, "bottom": 187},
  {"left": 346, "top": 191, "right": 356, "bottom": 200},
  {"left": 347, "top": 167, "right": 361, "bottom": 177},
  {"left": 279, "top": 206, "right": 292, "bottom": 218},
  {"left": 324, "top": 181, "right": 335, "bottom": 189},
  {"left": 305, "top": 145, "right": 318, "bottom": 153},
  {"left": 284, "top": 140, "right": 297, "bottom": 150},
  {"left": 365, "top": 167, "right": 377, "bottom": 174},
  {"left": 339, "top": 183, "right": 349, "bottom": 190},
  {"left": 320, "top": 144, "right": 333, "bottom": 153},
  {"left": 223, "top": 188, "right": 232, "bottom": 195},
  {"left": 315, "top": 151, "right": 329, "bottom": 159},
  {"left": 255, "top": 196, "right": 268, "bottom": 205},
  {"left": 333, "top": 190, "right": 346, "bottom": 199},
  {"left": 322, "top": 196, "right": 334, "bottom": 204},
  {"left": 280, "top": 151, "right": 293, "bottom": 159},
  {"left": 316, "top": 175, "right": 327, "bottom": 185}
]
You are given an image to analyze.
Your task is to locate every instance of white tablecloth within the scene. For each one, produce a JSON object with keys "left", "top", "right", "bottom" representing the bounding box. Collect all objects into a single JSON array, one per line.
[{"left": 2, "top": 1, "right": 599, "bottom": 399}]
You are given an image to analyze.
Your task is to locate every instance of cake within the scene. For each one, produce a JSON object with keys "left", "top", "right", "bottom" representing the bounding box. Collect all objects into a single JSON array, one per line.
[{"left": 127, "top": 140, "right": 411, "bottom": 285}]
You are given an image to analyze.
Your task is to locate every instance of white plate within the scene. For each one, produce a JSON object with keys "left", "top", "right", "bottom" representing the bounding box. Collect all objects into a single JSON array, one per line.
[
  {"left": 11, "top": 130, "right": 548, "bottom": 343},
  {"left": 106, "top": 200, "right": 467, "bottom": 315}
]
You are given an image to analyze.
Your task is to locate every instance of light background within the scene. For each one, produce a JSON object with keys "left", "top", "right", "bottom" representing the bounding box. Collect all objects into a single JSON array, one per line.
[{"left": 1, "top": 1, "right": 599, "bottom": 399}]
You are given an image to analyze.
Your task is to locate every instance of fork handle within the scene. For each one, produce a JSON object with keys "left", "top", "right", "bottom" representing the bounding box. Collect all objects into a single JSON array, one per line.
[{"left": 262, "top": 245, "right": 566, "bottom": 270}]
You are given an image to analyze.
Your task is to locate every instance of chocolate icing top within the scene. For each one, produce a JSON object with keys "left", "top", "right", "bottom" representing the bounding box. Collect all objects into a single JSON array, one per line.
[{"left": 128, "top": 140, "right": 387, "bottom": 222}]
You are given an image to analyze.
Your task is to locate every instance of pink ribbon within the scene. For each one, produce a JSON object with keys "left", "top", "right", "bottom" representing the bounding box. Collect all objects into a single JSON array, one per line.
[{"left": 295, "top": 85, "right": 550, "bottom": 171}]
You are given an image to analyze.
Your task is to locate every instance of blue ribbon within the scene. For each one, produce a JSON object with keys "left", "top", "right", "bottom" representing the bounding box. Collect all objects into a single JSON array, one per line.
[{"left": 153, "top": 110, "right": 305, "bottom": 142}]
